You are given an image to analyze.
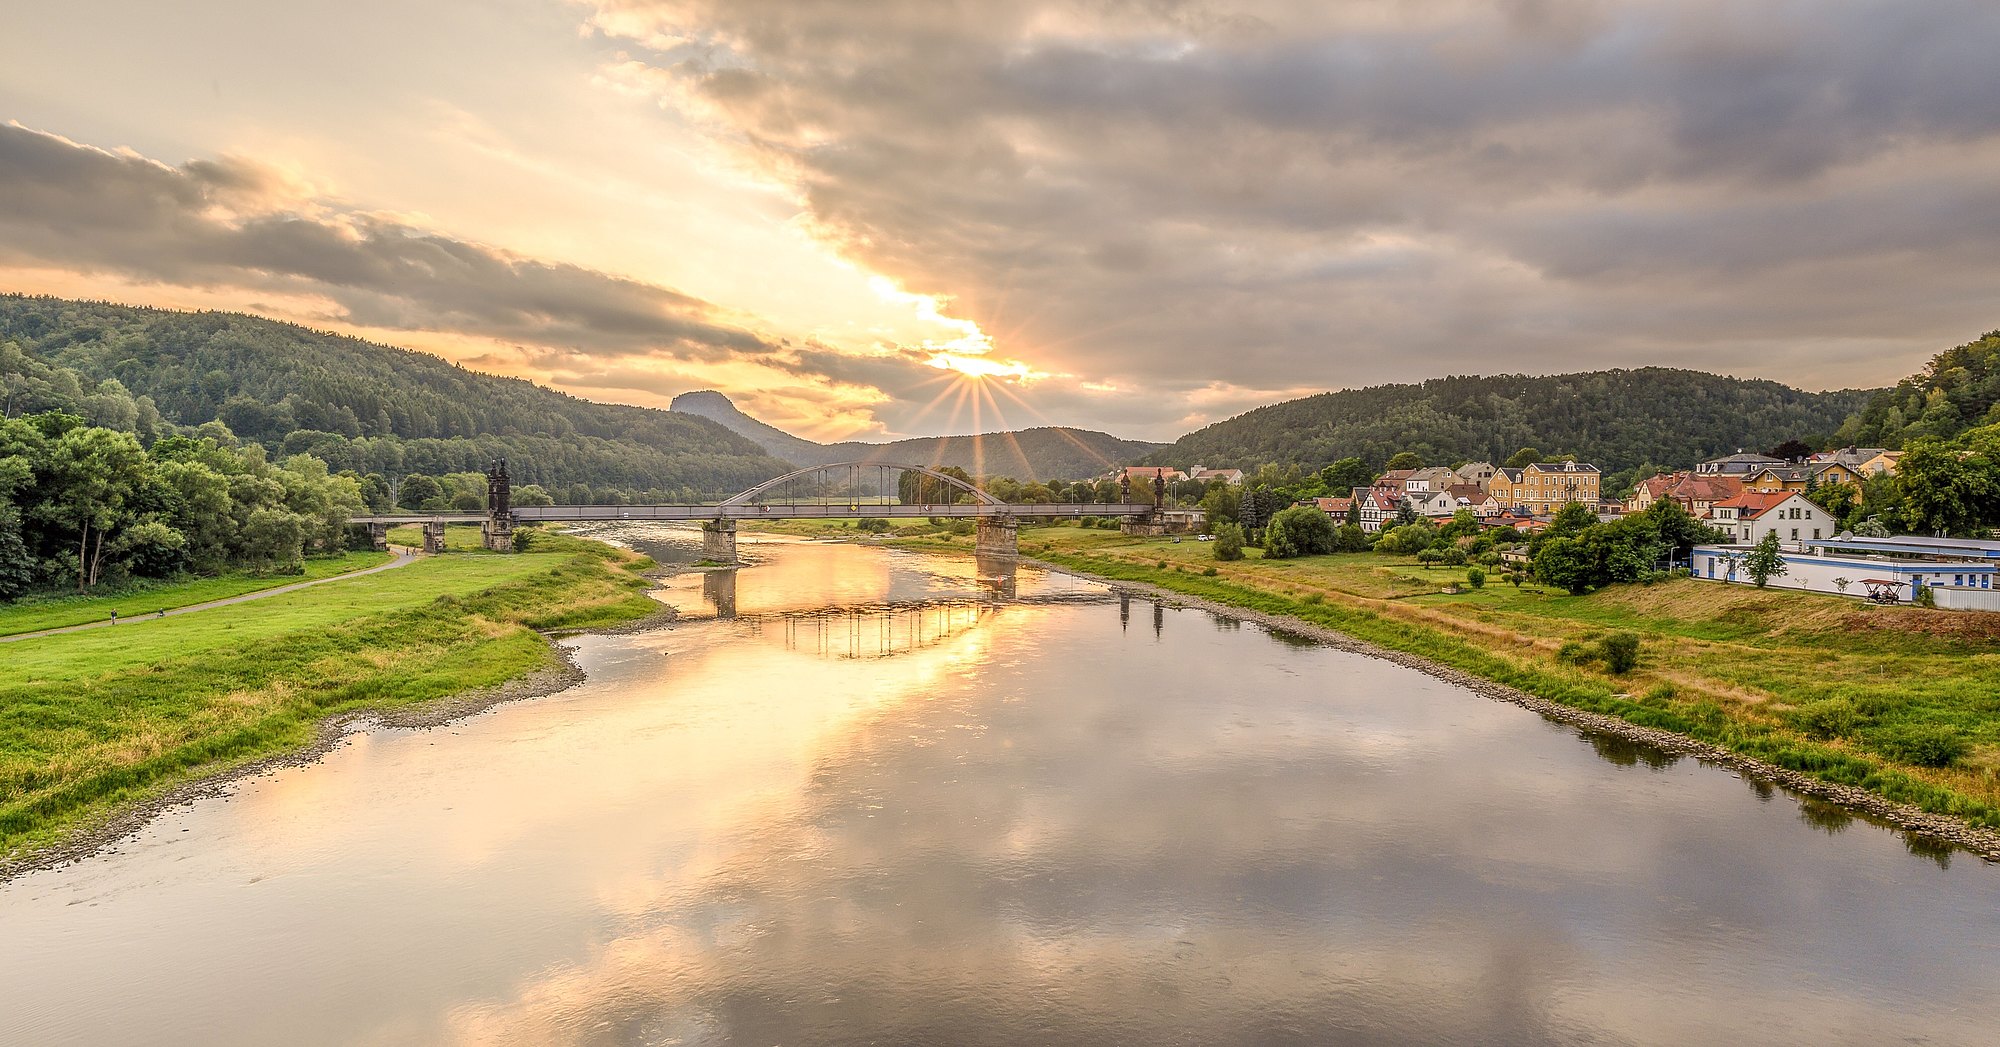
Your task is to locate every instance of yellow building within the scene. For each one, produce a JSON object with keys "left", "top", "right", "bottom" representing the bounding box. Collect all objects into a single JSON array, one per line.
[{"left": 1491, "top": 461, "right": 1600, "bottom": 515}]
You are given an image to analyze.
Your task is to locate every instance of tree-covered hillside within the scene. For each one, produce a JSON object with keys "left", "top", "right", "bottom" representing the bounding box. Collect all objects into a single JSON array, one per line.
[
  {"left": 671, "top": 388, "right": 1164, "bottom": 479},
  {"left": 0, "top": 296, "right": 790, "bottom": 502},
  {"left": 1153, "top": 368, "right": 1876, "bottom": 473},
  {"left": 1841, "top": 331, "right": 2000, "bottom": 449}
]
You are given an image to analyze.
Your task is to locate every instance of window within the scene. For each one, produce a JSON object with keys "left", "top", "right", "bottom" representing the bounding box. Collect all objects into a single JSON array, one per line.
[
  {"left": 1791, "top": 528, "right": 1799, "bottom": 540},
  {"left": 1814, "top": 528, "right": 1822, "bottom": 540}
]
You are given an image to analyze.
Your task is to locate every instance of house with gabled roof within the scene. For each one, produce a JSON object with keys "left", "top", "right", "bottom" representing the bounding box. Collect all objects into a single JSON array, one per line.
[{"left": 1710, "top": 491, "right": 1837, "bottom": 547}]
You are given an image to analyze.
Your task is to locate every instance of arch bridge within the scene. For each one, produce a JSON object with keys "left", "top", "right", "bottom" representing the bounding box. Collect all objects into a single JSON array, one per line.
[{"left": 350, "top": 460, "right": 1179, "bottom": 560}]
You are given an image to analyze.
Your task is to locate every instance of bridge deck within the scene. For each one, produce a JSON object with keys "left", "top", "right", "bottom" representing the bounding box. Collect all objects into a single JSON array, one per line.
[{"left": 351, "top": 502, "right": 1160, "bottom": 526}]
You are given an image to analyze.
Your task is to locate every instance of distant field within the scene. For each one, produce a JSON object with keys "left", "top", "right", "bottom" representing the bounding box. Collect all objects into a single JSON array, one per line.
[
  {"left": 0, "top": 551, "right": 393, "bottom": 637},
  {"left": 0, "top": 533, "right": 659, "bottom": 860}
]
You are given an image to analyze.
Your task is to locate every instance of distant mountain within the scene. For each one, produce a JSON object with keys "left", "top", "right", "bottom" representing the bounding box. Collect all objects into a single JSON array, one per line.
[
  {"left": 1151, "top": 368, "right": 1880, "bottom": 474},
  {"left": 0, "top": 295, "right": 792, "bottom": 500},
  {"left": 670, "top": 389, "right": 1165, "bottom": 479}
]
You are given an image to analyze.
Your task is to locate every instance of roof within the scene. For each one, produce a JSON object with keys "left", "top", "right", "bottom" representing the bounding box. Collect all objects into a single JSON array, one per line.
[
  {"left": 1377, "top": 469, "right": 1417, "bottom": 482},
  {"left": 1494, "top": 467, "right": 1524, "bottom": 482},
  {"left": 1443, "top": 484, "right": 1489, "bottom": 502},
  {"left": 1193, "top": 467, "right": 1243, "bottom": 480},
  {"left": 1669, "top": 475, "right": 1744, "bottom": 503},
  {"left": 1526, "top": 460, "right": 1601, "bottom": 474},
  {"left": 1313, "top": 496, "right": 1352, "bottom": 514},
  {"left": 1802, "top": 535, "right": 2000, "bottom": 559},
  {"left": 1704, "top": 452, "right": 1785, "bottom": 466},
  {"left": 1712, "top": 490, "right": 1797, "bottom": 519}
]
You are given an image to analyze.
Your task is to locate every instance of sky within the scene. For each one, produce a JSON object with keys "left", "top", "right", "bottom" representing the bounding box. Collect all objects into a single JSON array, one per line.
[{"left": 3, "top": 0, "right": 1998, "bottom": 443}]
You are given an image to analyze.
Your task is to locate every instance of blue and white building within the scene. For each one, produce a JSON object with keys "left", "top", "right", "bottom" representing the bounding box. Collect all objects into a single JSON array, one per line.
[{"left": 1692, "top": 533, "right": 2000, "bottom": 610}]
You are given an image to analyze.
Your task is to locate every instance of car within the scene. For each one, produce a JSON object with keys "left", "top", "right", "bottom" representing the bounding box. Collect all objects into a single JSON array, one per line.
[{"left": 1196, "top": 534, "right": 1216, "bottom": 541}]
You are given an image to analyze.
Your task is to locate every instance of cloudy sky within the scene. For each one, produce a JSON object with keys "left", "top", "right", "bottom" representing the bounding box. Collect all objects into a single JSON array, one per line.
[{"left": 4, "top": 1, "right": 1998, "bottom": 441}]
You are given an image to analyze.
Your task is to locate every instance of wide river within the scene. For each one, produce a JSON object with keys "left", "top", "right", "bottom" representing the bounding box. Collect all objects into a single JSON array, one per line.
[{"left": 3, "top": 529, "right": 1998, "bottom": 1045}]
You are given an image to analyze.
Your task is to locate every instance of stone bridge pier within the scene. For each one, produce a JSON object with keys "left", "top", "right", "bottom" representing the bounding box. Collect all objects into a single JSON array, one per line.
[
  {"left": 422, "top": 520, "right": 448, "bottom": 554},
  {"left": 481, "top": 515, "right": 514, "bottom": 552},
  {"left": 702, "top": 518, "right": 739, "bottom": 564},
  {"left": 975, "top": 515, "right": 1019, "bottom": 559},
  {"left": 365, "top": 522, "right": 389, "bottom": 552}
]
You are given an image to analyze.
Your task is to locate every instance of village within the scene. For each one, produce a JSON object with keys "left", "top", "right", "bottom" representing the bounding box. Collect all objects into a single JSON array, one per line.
[{"left": 1117, "top": 447, "right": 2000, "bottom": 611}]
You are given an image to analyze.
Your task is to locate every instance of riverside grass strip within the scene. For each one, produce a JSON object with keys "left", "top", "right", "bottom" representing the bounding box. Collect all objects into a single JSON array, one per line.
[
  {"left": 0, "top": 550, "right": 395, "bottom": 636},
  {"left": 1020, "top": 531, "right": 2000, "bottom": 834},
  {"left": 0, "top": 532, "right": 659, "bottom": 861}
]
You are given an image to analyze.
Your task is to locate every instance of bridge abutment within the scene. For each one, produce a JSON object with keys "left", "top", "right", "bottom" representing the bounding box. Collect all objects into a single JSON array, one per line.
[
  {"left": 366, "top": 522, "right": 389, "bottom": 552},
  {"left": 702, "top": 518, "right": 739, "bottom": 564},
  {"left": 1120, "top": 511, "right": 1166, "bottom": 537},
  {"left": 975, "top": 515, "right": 1018, "bottom": 559},
  {"left": 422, "top": 520, "right": 448, "bottom": 554}
]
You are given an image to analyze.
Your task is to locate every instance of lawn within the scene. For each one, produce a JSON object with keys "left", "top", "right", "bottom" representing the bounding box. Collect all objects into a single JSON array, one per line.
[
  {"left": 1009, "top": 523, "right": 2000, "bottom": 829},
  {"left": 0, "top": 533, "right": 660, "bottom": 860},
  {"left": 0, "top": 550, "right": 394, "bottom": 636}
]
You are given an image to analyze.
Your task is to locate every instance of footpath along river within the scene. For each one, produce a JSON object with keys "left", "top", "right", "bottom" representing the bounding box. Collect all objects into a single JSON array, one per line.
[{"left": 1, "top": 528, "right": 1997, "bottom": 1045}]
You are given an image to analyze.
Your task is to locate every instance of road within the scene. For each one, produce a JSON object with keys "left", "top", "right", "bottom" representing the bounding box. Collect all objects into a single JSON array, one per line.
[{"left": 0, "top": 549, "right": 421, "bottom": 644}]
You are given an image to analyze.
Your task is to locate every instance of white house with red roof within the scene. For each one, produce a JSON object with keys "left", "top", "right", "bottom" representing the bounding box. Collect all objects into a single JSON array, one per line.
[{"left": 1710, "top": 491, "right": 1837, "bottom": 548}]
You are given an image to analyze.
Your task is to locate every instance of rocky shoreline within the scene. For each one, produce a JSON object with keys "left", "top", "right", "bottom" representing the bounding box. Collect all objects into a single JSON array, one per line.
[{"left": 1030, "top": 557, "right": 2000, "bottom": 865}]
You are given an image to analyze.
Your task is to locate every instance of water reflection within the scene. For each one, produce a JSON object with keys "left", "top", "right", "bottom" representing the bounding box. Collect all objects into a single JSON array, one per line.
[{"left": 2, "top": 534, "right": 1998, "bottom": 1047}]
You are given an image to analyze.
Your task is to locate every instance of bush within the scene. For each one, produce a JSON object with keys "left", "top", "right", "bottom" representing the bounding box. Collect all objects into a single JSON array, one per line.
[
  {"left": 511, "top": 529, "right": 538, "bottom": 553},
  {"left": 1875, "top": 725, "right": 1968, "bottom": 767},
  {"left": 1789, "top": 698, "right": 1863, "bottom": 739},
  {"left": 1466, "top": 566, "right": 1486, "bottom": 589},
  {"left": 1556, "top": 641, "right": 1594, "bottom": 665},
  {"left": 1439, "top": 546, "right": 1467, "bottom": 567},
  {"left": 1599, "top": 632, "right": 1641, "bottom": 674},
  {"left": 855, "top": 518, "right": 891, "bottom": 533},
  {"left": 1213, "top": 522, "right": 1246, "bottom": 561},
  {"left": 1302, "top": 592, "right": 1324, "bottom": 605},
  {"left": 1202, "top": 566, "right": 1218, "bottom": 576},
  {"left": 1265, "top": 505, "right": 1339, "bottom": 559}
]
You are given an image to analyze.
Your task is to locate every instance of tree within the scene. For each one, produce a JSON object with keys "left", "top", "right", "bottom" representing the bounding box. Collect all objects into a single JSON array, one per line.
[
  {"left": 1264, "top": 505, "right": 1338, "bottom": 559},
  {"left": 1333, "top": 523, "right": 1370, "bottom": 552},
  {"left": 1384, "top": 451, "right": 1425, "bottom": 471},
  {"left": 37, "top": 426, "right": 148, "bottom": 589},
  {"left": 1200, "top": 482, "right": 1240, "bottom": 526},
  {"left": 1319, "top": 457, "right": 1375, "bottom": 496},
  {"left": 1546, "top": 500, "right": 1597, "bottom": 539},
  {"left": 512, "top": 483, "right": 555, "bottom": 507},
  {"left": 1343, "top": 499, "right": 1361, "bottom": 527},
  {"left": 1394, "top": 497, "right": 1419, "bottom": 527},
  {"left": 1744, "top": 531, "right": 1788, "bottom": 588},
  {"left": 1897, "top": 437, "right": 1995, "bottom": 535},
  {"left": 1642, "top": 498, "right": 1721, "bottom": 564},
  {"left": 398, "top": 473, "right": 443, "bottom": 510},
  {"left": 1212, "top": 522, "right": 1245, "bottom": 561},
  {"left": 1533, "top": 536, "right": 1599, "bottom": 594},
  {"left": 1466, "top": 566, "right": 1486, "bottom": 589},
  {"left": 1765, "top": 439, "right": 1814, "bottom": 462},
  {"left": 1504, "top": 447, "right": 1543, "bottom": 469}
]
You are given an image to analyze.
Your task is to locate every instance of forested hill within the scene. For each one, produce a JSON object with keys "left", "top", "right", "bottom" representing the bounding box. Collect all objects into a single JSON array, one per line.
[
  {"left": 670, "top": 389, "right": 1165, "bottom": 479},
  {"left": 0, "top": 296, "right": 791, "bottom": 501},
  {"left": 1152, "top": 368, "right": 1878, "bottom": 473},
  {"left": 1840, "top": 330, "right": 2000, "bottom": 449}
]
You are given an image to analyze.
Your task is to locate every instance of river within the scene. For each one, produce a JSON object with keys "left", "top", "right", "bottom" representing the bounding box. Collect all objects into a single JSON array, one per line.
[{"left": 2, "top": 529, "right": 1997, "bottom": 1045}]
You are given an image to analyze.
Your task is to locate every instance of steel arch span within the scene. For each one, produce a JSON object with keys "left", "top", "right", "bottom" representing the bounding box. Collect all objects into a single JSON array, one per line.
[{"left": 718, "top": 461, "right": 1005, "bottom": 508}]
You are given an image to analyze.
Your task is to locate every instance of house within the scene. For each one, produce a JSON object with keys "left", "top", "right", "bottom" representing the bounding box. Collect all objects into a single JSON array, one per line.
[
  {"left": 1375, "top": 468, "right": 1417, "bottom": 493},
  {"left": 1409, "top": 487, "right": 1459, "bottom": 518},
  {"left": 1355, "top": 486, "right": 1403, "bottom": 533},
  {"left": 1405, "top": 467, "right": 1458, "bottom": 494},
  {"left": 1742, "top": 465, "right": 1818, "bottom": 495},
  {"left": 1454, "top": 461, "right": 1498, "bottom": 489},
  {"left": 1490, "top": 461, "right": 1600, "bottom": 515},
  {"left": 1120, "top": 466, "right": 1187, "bottom": 484},
  {"left": 1696, "top": 451, "right": 1785, "bottom": 476},
  {"left": 1443, "top": 483, "right": 1499, "bottom": 517},
  {"left": 1626, "top": 472, "right": 1683, "bottom": 513},
  {"left": 1665, "top": 474, "right": 1744, "bottom": 519},
  {"left": 1191, "top": 467, "right": 1245, "bottom": 485},
  {"left": 1312, "top": 496, "right": 1353, "bottom": 521},
  {"left": 1710, "top": 491, "right": 1838, "bottom": 547}
]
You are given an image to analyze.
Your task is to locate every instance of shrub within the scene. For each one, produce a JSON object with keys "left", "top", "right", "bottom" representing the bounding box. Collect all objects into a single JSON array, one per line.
[
  {"left": 1875, "top": 725, "right": 1968, "bottom": 768},
  {"left": 1439, "top": 546, "right": 1467, "bottom": 567},
  {"left": 1202, "top": 566, "right": 1218, "bottom": 576},
  {"left": 1265, "top": 505, "right": 1339, "bottom": 559},
  {"left": 1788, "top": 698, "right": 1863, "bottom": 739},
  {"left": 511, "top": 529, "right": 538, "bottom": 553},
  {"left": 1916, "top": 584, "right": 1937, "bottom": 609},
  {"left": 1465, "top": 566, "right": 1486, "bottom": 589},
  {"left": 855, "top": 518, "right": 891, "bottom": 533},
  {"left": 1556, "top": 641, "right": 1594, "bottom": 665},
  {"left": 1302, "top": 592, "right": 1324, "bottom": 605},
  {"left": 1213, "top": 522, "right": 1246, "bottom": 561},
  {"left": 1599, "top": 632, "right": 1641, "bottom": 674}
]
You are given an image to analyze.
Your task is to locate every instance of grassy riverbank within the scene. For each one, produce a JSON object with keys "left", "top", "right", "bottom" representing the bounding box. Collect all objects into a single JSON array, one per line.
[
  {"left": 0, "top": 551, "right": 394, "bottom": 636},
  {"left": 0, "top": 531, "right": 659, "bottom": 861}
]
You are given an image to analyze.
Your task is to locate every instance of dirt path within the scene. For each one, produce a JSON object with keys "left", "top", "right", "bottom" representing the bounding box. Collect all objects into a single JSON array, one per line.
[{"left": 0, "top": 550, "right": 421, "bottom": 644}]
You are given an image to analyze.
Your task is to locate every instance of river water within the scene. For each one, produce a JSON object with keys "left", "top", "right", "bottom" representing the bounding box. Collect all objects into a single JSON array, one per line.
[{"left": 2, "top": 530, "right": 1997, "bottom": 1045}]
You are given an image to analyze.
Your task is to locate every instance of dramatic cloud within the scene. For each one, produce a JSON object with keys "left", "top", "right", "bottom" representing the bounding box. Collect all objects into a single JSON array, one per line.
[
  {"left": 584, "top": 0, "right": 2000, "bottom": 394},
  {"left": 0, "top": 123, "right": 770, "bottom": 360}
]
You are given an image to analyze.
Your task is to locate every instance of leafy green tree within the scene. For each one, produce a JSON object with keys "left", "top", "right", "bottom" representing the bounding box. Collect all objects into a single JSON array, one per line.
[
  {"left": 1343, "top": 499, "right": 1361, "bottom": 527},
  {"left": 1394, "top": 497, "right": 1419, "bottom": 527},
  {"left": 1641, "top": 498, "right": 1722, "bottom": 563},
  {"left": 1533, "top": 536, "right": 1598, "bottom": 594},
  {"left": 1898, "top": 436, "right": 1996, "bottom": 534},
  {"left": 1384, "top": 451, "right": 1425, "bottom": 471},
  {"left": 1212, "top": 522, "right": 1246, "bottom": 561},
  {"left": 1744, "top": 532, "right": 1788, "bottom": 588},
  {"left": 1504, "top": 447, "right": 1543, "bottom": 469},
  {"left": 1319, "top": 457, "right": 1375, "bottom": 496},
  {"left": 512, "top": 483, "right": 555, "bottom": 507},
  {"left": 398, "top": 473, "right": 443, "bottom": 510},
  {"left": 1333, "top": 523, "right": 1370, "bottom": 552},
  {"left": 1199, "top": 482, "right": 1240, "bottom": 526},
  {"left": 1546, "top": 500, "right": 1597, "bottom": 539},
  {"left": 38, "top": 426, "right": 148, "bottom": 589},
  {"left": 1264, "top": 505, "right": 1338, "bottom": 559},
  {"left": 1465, "top": 566, "right": 1486, "bottom": 589}
]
